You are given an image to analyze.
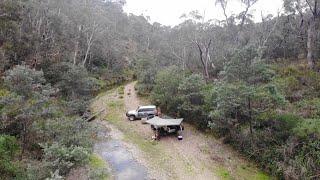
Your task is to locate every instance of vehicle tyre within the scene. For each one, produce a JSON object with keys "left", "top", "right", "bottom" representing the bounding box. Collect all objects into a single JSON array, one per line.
[{"left": 129, "top": 115, "right": 135, "bottom": 121}]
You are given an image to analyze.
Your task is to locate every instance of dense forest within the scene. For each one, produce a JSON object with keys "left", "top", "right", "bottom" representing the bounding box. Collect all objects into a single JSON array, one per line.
[{"left": 1, "top": 0, "right": 320, "bottom": 179}]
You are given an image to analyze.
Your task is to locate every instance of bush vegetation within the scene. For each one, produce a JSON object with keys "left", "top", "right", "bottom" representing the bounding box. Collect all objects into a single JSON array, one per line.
[
  {"left": 137, "top": 49, "right": 320, "bottom": 179},
  {"left": 0, "top": 135, "right": 21, "bottom": 178},
  {"left": 0, "top": 65, "right": 98, "bottom": 179},
  {"left": 2, "top": 0, "right": 320, "bottom": 179}
]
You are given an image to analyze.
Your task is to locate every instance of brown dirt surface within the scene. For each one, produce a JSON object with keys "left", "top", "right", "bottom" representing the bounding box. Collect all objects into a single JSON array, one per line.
[
  {"left": 90, "top": 82, "right": 269, "bottom": 180},
  {"left": 124, "top": 82, "right": 268, "bottom": 180}
]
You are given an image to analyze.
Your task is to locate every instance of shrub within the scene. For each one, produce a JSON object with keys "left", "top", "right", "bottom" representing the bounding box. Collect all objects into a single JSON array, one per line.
[
  {"left": 4, "top": 65, "right": 46, "bottom": 98},
  {"left": 55, "top": 64, "right": 100, "bottom": 99},
  {"left": 135, "top": 58, "right": 157, "bottom": 95},
  {"left": 36, "top": 117, "right": 96, "bottom": 148},
  {"left": 41, "top": 143, "right": 90, "bottom": 176},
  {"left": 274, "top": 65, "right": 320, "bottom": 100},
  {"left": 89, "top": 154, "right": 109, "bottom": 180},
  {"left": 221, "top": 46, "right": 275, "bottom": 85},
  {"left": 0, "top": 135, "right": 20, "bottom": 178},
  {"left": 293, "top": 119, "right": 320, "bottom": 138},
  {"left": 294, "top": 98, "right": 320, "bottom": 118},
  {"left": 63, "top": 99, "right": 89, "bottom": 116},
  {"left": 273, "top": 113, "right": 302, "bottom": 131},
  {"left": 178, "top": 74, "right": 207, "bottom": 126},
  {"left": 282, "top": 137, "right": 320, "bottom": 179},
  {"left": 151, "top": 66, "right": 185, "bottom": 114},
  {"left": 118, "top": 85, "right": 125, "bottom": 95}
]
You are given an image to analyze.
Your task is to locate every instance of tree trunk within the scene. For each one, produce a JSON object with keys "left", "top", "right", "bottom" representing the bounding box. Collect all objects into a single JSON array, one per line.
[
  {"left": 73, "top": 25, "right": 82, "bottom": 66},
  {"left": 196, "top": 42, "right": 207, "bottom": 78},
  {"left": 83, "top": 22, "right": 97, "bottom": 66},
  {"left": 204, "top": 40, "right": 212, "bottom": 80},
  {"left": 307, "top": 18, "right": 317, "bottom": 70},
  {"left": 205, "top": 51, "right": 210, "bottom": 79},
  {"left": 248, "top": 96, "right": 253, "bottom": 144},
  {"left": 73, "top": 41, "right": 79, "bottom": 66},
  {"left": 195, "top": 40, "right": 211, "bottom": 81},
  {"left": 83, "top": 40, "right": 92, "bottom": 66}
]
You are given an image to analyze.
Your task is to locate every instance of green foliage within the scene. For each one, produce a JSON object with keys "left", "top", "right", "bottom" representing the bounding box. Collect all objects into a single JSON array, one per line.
[
  {"left": 4, "top": 65, "right": 46, "bottom": 98},
  {"left": 151, "top": 66, "right": 185, "bottom": 114},
  {"left": 273, "top": 113, "right": 302, "bottom": 130},
  {"left": 147, "top": 48, "right": 320, "bottom": 179},
  {"left": 282, "top": 137, "right": 320, "bottom": 178},
  {"left": 41, "top": 143, "right": 90, "bottom": 176},
  {"left": 118, "top": 85, "right": 125, "bottom": 95},
  {"left": 221, "top": 46, "right": 275, "bottom": 84},
  {"left": 55, "top": 64, "right": 101, "bottom": 99},
  {"left": 294, "top": 119, "right": 320, "bottom": 138},
  {"left": 216, "top": 167, "right": 231, "bottom": 179},
  {"left": 273, "top": 64, "right": 320, "bottom": 101},
  {"left": 35, "top": 117, "right": 96, "bottom": 148},
  {"left": 221, "top": 46, "right": 258, "bottom": 82},
  {"left": 209, "top": 82, "right": 251, "bottom": 117},
  {"left": 0, "top": 135, "right": 20, "bottom": 179},
  {"left": 89, "top": 154, "right": 106, "bottom": 168},
  {"left": 178, "top": 74, "right": 206, "bottom": 110},
  {"left": 178, "top": 74, "right": 206, "bottom": 125},
  {"left": 295, "top": 98, "right": 320, "bottom": 118},
  {"left": 135, "top": 58, "right": 158, "bottom": 95},
  {"left": 0, "top": 0, "right": 24, "bottom": 70},
  {"left": 1, "top": 0, "right": 320, "bottom": 178},
  {"left": 63, "top": 99, "right": 89, "bottom": 116},
  {"left": 89, "top": 154, "right": 110, "bottom": 180},
  {"left": 1, "top": 65, "right": 57, "bottom": 144},
  {"left": 1, "top": 64, "right": 97, "bottom": 179}
]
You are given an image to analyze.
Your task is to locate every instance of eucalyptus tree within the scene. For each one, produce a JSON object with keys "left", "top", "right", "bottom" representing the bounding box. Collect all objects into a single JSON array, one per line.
[
  {"left": 215, "top": 0, "right": 259, "bottom": 45},
  {"left": 178, "top": 11, "right": 216, "bottom": 80},
  {"left": 284, "top": 0, "right": 320, "bottom": 70},
  {"left": 215, "top": 0, "right": 230, "bottom": 25},
  {"left": 0, "top": 0, "right": 24, "bottom": 71}
]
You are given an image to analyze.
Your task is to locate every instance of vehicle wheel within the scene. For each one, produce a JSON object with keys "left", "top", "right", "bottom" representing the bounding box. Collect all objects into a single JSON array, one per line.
[{"left": 129, "top": 116, "right": 135, "bottom": 121}]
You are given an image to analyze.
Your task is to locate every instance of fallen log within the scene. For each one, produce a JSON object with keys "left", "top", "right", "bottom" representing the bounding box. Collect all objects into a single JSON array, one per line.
[{"left": 85, "top": 109, "right": 106, "bottom": 122}]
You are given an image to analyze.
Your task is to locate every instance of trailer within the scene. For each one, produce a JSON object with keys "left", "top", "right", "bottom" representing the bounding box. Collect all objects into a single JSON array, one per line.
[{"left": 145, "top": 116, "right": 184, "bottom": 140}]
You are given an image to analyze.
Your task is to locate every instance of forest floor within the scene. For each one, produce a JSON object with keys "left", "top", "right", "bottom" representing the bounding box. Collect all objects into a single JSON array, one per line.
[{"left": 90, "top": 82, "right": 270, "bottom": 180}]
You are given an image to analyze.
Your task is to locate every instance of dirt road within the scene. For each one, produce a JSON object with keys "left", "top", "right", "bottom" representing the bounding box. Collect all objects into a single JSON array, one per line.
[{"left": 91, "top": 82, "right": 269, "bottom": 180}]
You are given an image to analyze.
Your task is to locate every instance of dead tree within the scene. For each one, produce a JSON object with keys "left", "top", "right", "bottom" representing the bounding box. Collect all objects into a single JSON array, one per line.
[{"left": 194, "top": 39, "right": 212, "bottom": 80}]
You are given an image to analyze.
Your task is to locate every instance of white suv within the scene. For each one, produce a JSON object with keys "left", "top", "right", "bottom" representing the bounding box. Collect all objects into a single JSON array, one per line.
[{"left": 126, "top": 105, "right": 157, "bottom": 121}]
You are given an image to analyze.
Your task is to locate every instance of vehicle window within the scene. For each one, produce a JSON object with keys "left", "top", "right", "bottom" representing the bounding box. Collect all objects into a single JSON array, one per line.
[
  {"left": 138, "top": 108, "right": 148, "bottom": 112},
  {"left": 138, "top": 108, "right": 155, "bottom": 112}
]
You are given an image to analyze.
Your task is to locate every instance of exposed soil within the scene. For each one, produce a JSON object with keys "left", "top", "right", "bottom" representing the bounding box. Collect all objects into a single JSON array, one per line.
[
  {"left": 90, "top": 82, "right": 267, "bottom": 180},
  {"left": 124, "top": 83, "right": 219, "bottom": 180}
]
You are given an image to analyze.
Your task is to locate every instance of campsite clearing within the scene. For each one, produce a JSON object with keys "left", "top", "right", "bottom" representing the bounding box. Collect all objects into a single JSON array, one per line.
[{"left": 90, "top": 82, "right": 270, "bottom": 180}]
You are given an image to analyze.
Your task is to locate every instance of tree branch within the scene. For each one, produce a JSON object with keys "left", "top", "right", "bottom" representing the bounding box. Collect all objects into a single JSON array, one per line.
[
  {"left": 306, "top": 0, "right": 316, "bottom": 16},
  {"left": 216, "top": 0, "right": 229, "bottom": 25}
]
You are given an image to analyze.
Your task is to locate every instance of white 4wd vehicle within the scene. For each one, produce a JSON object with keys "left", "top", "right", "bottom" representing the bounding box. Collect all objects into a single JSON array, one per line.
[{"left": 126, "top": 105, "right": 157, "bottom": 121}]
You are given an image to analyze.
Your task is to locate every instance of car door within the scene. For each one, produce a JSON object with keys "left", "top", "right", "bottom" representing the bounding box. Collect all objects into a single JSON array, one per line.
[{"left": 137, "top": 108, "right": 146, "bottom": 118}]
